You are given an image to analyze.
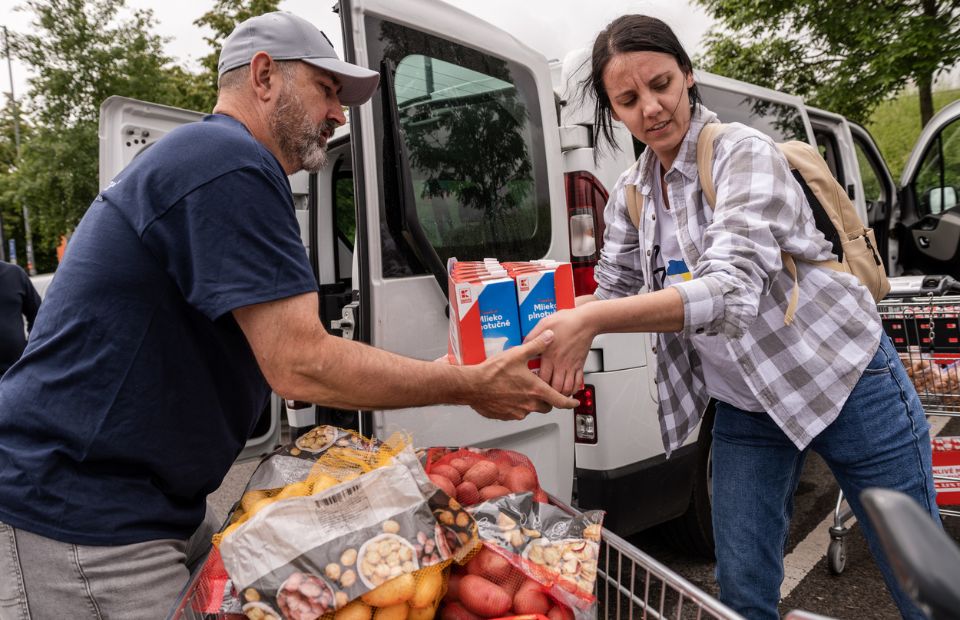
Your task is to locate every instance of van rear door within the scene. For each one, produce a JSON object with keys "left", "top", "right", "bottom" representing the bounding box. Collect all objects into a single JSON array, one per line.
[
  {"left": 339, "top": 0, "right": 575, "bottom": 501},
  {"left": 98, "top": 95, "right": 292, "bottom": 462}
]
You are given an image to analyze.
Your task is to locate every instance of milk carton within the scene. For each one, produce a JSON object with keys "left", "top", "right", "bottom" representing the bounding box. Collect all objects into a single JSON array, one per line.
[
  {"left": 504, "top": 261, "right": 576, "bottom": 339},
  {"left": 447, "top": 259, "right": 522, "bottom": 365}
]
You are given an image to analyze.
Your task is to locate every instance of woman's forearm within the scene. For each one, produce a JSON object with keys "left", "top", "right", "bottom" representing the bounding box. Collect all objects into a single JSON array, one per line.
[{"left": 578, "top": 288, "right": 684, "bottom": 334}]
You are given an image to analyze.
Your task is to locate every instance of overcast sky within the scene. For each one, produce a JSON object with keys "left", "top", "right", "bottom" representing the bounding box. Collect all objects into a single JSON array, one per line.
[{"left": 1, "top": 0, "right": 715, "bottom": 105}]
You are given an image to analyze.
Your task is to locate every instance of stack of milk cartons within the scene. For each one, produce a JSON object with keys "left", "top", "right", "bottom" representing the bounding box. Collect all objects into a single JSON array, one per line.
[{"left": 447, "top": 258, "right": 575, "bottom": 368}]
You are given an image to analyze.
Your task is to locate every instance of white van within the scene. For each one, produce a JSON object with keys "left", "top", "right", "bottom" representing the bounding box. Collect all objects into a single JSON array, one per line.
[{"left": 96, "top": 0, "right": 960, "bottom": 555}]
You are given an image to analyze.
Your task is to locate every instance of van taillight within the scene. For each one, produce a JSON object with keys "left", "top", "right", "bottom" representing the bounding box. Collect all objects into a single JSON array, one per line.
[
  {"left": 565, "top": 172, "right": 608, "bottom": 296},
  {"left": 574, "top": 384, "right": 597, "bottom": 444}
]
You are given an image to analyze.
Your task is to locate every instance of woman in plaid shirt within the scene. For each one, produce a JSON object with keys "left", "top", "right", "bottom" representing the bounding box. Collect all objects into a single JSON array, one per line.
[{"left": 529, "top": 15, "right": 939, "bottom": 620}]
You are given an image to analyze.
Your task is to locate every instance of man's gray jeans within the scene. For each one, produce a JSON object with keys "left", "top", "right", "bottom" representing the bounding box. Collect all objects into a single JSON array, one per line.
[{"left": 0, "top": 506, "right": 219, "bottom": 619}]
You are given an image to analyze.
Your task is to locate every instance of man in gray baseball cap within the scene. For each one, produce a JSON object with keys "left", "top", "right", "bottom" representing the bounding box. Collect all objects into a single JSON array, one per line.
[{"left": 218, "top": 11, "right": 379, "bottom": 106}]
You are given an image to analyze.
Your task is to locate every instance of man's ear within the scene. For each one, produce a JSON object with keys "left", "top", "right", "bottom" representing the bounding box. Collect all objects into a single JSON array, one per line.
[{"left": 250, "top": 52, "right": 279, "bottom": 102}]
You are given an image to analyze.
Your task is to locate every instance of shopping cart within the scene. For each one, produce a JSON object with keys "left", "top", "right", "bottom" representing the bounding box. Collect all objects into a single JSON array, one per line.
[
  {"left": 169, "top": 494, "right": 747, "bottom": 620},
  {"left": 826, "top": 293, "right": 960, "bottom": 575}
]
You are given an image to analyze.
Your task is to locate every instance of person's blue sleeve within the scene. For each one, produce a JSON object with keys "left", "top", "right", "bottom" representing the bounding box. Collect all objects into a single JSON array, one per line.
[{"left": 141, "top": 166, "right": 318, "bottom": 320}]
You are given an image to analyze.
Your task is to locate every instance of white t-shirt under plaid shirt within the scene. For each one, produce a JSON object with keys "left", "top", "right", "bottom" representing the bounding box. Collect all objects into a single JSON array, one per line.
[{"left": 593, "top": 106, "right": 883, "bottom": 455}]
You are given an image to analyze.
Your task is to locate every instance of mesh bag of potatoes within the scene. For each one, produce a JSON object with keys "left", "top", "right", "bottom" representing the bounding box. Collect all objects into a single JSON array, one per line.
[
  {"left": 437, "top": 492, "right": 603, "bottom": 620},
  {"left": 423, "top": 448, "right": 549, "bottom": 507},
  {"left": 901, "top": 353, "right": 960, "bottom": 402},
  {"left": 213, "top": 426, "right": 480, "bottom": 620}
]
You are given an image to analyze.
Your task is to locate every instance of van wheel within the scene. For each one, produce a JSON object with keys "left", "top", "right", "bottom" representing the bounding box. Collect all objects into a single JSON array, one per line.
[{"left": 661, "top": 405, "right": 716, "bottom": 558}]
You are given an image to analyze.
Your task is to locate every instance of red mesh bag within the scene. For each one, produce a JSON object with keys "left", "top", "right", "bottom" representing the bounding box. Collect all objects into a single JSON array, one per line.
[
  {"left": 439, "top": 545, "right": 575, "bottom": 620},
  {"left": 424, "top": 448, "right": 548, "bottom": 507}
]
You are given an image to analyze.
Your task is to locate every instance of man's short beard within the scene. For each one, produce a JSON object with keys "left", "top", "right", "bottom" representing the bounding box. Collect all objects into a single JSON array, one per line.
[{"left": 271, "top": 83, "right": 337, "bottom": 173}]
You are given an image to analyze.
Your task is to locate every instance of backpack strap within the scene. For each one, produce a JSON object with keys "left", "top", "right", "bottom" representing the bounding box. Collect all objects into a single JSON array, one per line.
[
  {"left": 625, "top": 183, "right": 642, "bottom": 230},
  {"left": 696, "top": 122, "right": 726, "bottom": 208},
  {"left": 623, "top": 157, "right": 645, "bottom": 230},
  {"left": 695, "top": 122, "right": 803, "bottom": 327}
]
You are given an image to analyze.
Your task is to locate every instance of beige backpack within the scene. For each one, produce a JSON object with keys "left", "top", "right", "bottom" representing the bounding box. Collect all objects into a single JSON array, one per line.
[{"left": 624, "top": 123, "right": 890, "bottom": 325}]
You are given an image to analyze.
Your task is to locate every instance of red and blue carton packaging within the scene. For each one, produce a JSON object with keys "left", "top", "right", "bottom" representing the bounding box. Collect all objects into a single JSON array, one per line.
[{"left": 447, "top": 258, "right": 575, "bottom": 367}]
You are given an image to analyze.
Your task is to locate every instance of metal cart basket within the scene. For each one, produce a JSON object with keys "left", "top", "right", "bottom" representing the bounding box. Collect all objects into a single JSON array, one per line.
[
  {"left": 169, "top": 495, "right": 745, "bottom": 620},
  {"left": 826, "top": 294, "right": 960, "bottom": 575}
]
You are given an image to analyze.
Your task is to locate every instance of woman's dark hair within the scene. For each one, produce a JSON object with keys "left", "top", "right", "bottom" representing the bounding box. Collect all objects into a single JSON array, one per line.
[{"left": 581, "top": 15, "right": 702, "bottom": 155}]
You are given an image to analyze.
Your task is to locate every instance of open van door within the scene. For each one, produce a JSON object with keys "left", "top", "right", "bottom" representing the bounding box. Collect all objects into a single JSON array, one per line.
[
  {"left": 895, "top": 100, "right": 960, "bottom": 277},
  {"left": 848, "top": 121, "right": 899, "bottom": 272},
  {"left": 338, "top": 0, "right": 575, "bottom": 501},
  {"left": 98, "top": 95, "right": 297, "bottom": 462}
]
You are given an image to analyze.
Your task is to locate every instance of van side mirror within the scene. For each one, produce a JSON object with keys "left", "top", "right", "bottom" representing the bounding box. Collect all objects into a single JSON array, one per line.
[{"left": 926, "top": 186, "right": 958, "bottom": 214}]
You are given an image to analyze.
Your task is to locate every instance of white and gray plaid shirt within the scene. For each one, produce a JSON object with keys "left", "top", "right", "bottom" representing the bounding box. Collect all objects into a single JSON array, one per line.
[{"left": 594, "top": 106, "right": 882, "bottom": 455}]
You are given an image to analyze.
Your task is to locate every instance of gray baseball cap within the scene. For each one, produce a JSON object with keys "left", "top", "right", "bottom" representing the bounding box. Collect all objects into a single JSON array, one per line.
[{"left": 218, "top": 11, "right": 380, "bottom": 106}]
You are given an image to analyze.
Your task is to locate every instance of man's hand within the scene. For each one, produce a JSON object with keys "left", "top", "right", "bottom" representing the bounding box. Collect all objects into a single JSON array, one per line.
[{"left": 470, "top": 330, "right": 580, "bottom": 421}]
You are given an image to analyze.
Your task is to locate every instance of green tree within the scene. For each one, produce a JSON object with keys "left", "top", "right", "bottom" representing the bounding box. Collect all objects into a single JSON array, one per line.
[
  {"left": 191, "top": 0, "right": 281, "bottom": 111},
  {"left": 0, "top": 103, "right": 32, "bottom": 263},
  {"left": 694, "top": 0, "right": 960, "bottom": 127},
  {"left": 2, "top": 0, "right": 204, "bottom": 271}
]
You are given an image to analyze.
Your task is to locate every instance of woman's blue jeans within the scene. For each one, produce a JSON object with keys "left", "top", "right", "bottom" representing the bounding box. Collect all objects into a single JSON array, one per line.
[{"left": 711, "top": 333, "right": 940, "bottom": 620}]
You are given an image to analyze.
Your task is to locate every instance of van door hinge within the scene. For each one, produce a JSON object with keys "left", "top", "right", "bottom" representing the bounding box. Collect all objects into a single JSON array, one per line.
[{"left": 331, "top": 301, "right": 360, "bottom": 341}]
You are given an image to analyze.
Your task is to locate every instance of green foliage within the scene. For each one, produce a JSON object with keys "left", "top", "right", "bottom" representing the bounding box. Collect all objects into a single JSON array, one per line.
[
  {"left": 192, "top": 0, "right": 281, "bottom": 111},
  {"left": 695, "top": 0, "right": 960, "bottom": 126},
  {"left": 1, "top": 0, "right": 189, "bottom": 270},
  {"left": 0, "top": 0, "right": 276, "bottom": 272},
  {"left": 867, "top": 89, "right": 960, "bottom": 182}
]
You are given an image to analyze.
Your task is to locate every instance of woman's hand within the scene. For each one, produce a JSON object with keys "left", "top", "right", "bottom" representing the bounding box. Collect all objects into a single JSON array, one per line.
[{"left": 526, "top": 306, "right": 598, "bottom": 396}]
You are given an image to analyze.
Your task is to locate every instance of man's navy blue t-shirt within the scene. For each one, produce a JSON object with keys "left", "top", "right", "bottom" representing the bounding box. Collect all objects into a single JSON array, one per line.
[{"left": 0, "top": 114, "right": 318, "bottom": 545}]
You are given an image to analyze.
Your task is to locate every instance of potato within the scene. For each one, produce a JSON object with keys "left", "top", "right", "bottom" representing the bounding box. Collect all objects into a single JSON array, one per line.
[
  {"left": 501, "top": 567, "right": 524, "bottom": 596},
  {"left": 458, "top": 575, "right": 512, "bottom": 617},
  {"left": 362, "top": 574, "right": 417, "bottom": 607},
  {"left": 408, "top": 602, "right": 438, "bottom": 620},
  {"left": 456, "top": 481, "right": 480, "bottom": 506},
  {"left": 504, "top": 466, "right": 538, "bottom": 493},
  {"left": 430, "top": 464, "right": 462, "bottom": 486},
  {"left": 448, "top": 458, "right": 472, "bottom": 474},
  {"left": 374, "top": 603, "right": 410, "bottom": 620},
  {"left": 463, "top": 461, "right": 498, "bottom": 489},
  {"left": 479, "top": 485, "right": 511, "bottom": 501},
  {"left": 439, "top": 602, "right": 480, "bottom": 620},
  {"left": 513, "top": 579, "right": 551, "bottom": 615},
  {"left": 311, "top": 474, "right": 341, "bottom": 494},
  {"left": 239, "top": 489, "right": 269, "bottom": 513},
  {"left": 547, "top": 604, "right": 574, "bottom": 620},
  {"left": 466, "top": 546, "right": 513, "bottom": 582},
  {"left": 429, "top": 474, "right": 457, "bottom": 498},
  {"left": 445, "top": 573, "right": 464, "bottom": 603},
  {"left": 336, "top": 601, "right": 373, "bottom": 620},
  {"left": 410, "top": 570, "right": 444, "bottom": 609}
]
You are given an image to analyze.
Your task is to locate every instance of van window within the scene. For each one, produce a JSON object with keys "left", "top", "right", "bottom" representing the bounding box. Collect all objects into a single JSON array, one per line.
[
  {"left": 813, "top": 128, "right": 845, "bottom": 186},
  {"left": 914, "top": 117, "right": 960, "bottom": 216},
  {"left": 699, "top": 84, "right": 808, "bottom": 143},
  {"left": 854, "top": 140, "right": 886, "bottom": 215},
  {"left": 334, "top": 170, "right": 356, "bottom": 248},
  {"left": 367, "top": 17, "right": 551, "bottom": 277}
]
